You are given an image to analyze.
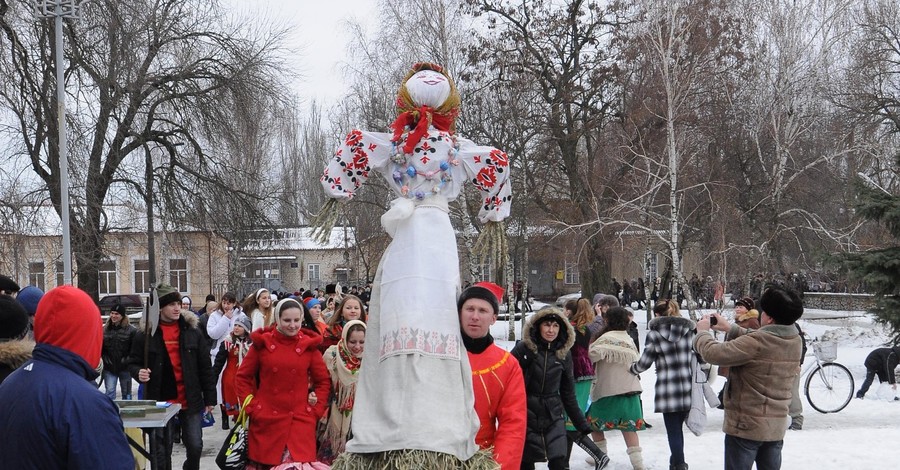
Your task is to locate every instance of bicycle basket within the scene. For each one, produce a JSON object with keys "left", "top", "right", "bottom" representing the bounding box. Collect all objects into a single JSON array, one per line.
[{"left": 813, "top": 341, "right": 837, "bottom": 362}]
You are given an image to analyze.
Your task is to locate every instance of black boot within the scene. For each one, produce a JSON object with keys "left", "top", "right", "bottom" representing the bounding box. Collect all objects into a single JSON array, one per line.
[
  {"left": 575, "top": 434, "right": 609, "bottom": 470},
  {"left": 565, "top": 432, "right": 577, "bottom": 470},
  {"left": 221, "top": 405, "right": 229, "bottom": 430}
]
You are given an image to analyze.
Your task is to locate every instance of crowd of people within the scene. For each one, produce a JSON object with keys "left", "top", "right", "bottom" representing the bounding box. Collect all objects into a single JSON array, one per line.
[{"left": 1, "top": 268, "right": 898, "bottom": 469}]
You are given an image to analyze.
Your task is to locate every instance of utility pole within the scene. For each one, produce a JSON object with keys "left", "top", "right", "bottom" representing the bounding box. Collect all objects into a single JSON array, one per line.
[{"left": 37, "top": 0, "right": 88, "bottom": 285}]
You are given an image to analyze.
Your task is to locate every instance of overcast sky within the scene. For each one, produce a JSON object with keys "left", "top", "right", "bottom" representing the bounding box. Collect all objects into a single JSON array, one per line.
[{"left": 226, "top": 0, "right": 379, "bottom": 107}]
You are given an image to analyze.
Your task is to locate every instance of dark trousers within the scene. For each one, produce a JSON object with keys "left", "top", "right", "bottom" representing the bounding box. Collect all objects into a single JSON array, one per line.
[
  {"left": 857, "top": 368, "right": 878, "bottom": 397},
  {"left": 663, "top": 411, "right": 689, "bottom": 466},
  {"left": 521, "top": 457, "right": 567, "bottom": 470},
  {"left": 724, "top": 434, "right": 783, "bottom": 470},
  {"left": 150, "top": 410, "right": 203, "bottom": 470}
]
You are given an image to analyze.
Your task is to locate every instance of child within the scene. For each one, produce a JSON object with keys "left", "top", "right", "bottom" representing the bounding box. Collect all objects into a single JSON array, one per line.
[{"left": 213, "top": 314, "right": 253, "bottom": 427}]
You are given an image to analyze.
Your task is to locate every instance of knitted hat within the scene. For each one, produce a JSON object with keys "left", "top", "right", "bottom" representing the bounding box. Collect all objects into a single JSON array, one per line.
[
  {"left": 16, "top": 285, "right": 44, "bottom": 316},
  {"left": 0, "top": 274, "right": 20, "bottom": 294},
  {"left": 305, "top": 298, "right": 321, "bottom": 310},
  {"left": 0, "top": 294, "right": 29, "bottom": 340},
  {"left": 458, "top": 282, "right": 504, "bottom": 316},
  {"left": 735, "top": 297, "right": 754, "bottom": 311},
  {"left": 156, "top": 283, "right": 181, "bottom": 308},
  {"left": 110, "top": 303, "right": 127, "bottom": 315},
  {"left": 34, "top": 286, "right": 103, "bottom": 368},
  {"left": 235, "top": 314, "right": 252, "bottom": 333},
  {"left": 737, "top": 308, "right": 760, "bottom": 322}
]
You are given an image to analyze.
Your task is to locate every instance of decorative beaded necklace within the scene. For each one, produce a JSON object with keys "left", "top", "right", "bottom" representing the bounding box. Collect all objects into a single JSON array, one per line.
[{"left": 389, "top": 131, "right": 461, "bottom": 200}]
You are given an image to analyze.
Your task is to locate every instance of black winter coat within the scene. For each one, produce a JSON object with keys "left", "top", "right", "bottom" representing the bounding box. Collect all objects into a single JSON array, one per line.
[
  {"left": 511, "top": 308, "right": 589, "bottom": 463},
  {"left": 864, "top": 347, "right": 900, "bottom": 383},
  {"left": 102, "top": 322, "right": 136, "bottom": 374},
  {"left": 127, "top": 312, "right": 216, "bottom": 412}
]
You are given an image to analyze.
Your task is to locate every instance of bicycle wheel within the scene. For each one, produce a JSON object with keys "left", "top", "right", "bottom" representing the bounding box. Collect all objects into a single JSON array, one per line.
[{"left": 805, "top": 362, "right": 855, "bottom": 413}]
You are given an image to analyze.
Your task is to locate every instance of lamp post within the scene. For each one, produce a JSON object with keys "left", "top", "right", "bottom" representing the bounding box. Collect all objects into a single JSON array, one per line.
[{"left": 37, "top": 0, "right": 86, "bottom": 285}]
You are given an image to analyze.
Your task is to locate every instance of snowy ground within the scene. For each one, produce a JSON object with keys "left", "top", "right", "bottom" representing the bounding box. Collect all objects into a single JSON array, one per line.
[
  {"left": 171, "top": 302, "right": 898, "bottom": 470},
  {"left": 491, "top": 303, "right": 899, "bottom": 470}
]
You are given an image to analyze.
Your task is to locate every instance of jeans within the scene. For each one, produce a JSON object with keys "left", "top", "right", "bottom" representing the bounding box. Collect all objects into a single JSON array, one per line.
[
  {"left": 103, "top": 370, "right": 133, "bottom": 400},
  {"left": 149, "top": 409, "right": 203, "bottom": 470},
  {"left": 857, "top": 369, "right": 877, "bottom": 397},
  {"left": 724, "top": 434, "right": 783, "bottom": 470},
  {"left": 663, "top": 411, "right": 689, "bottom": 465}
]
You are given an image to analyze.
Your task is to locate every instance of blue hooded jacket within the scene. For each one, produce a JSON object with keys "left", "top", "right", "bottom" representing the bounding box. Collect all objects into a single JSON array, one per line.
[{"left": 0, "top": 343, "right": 135, "bottom": 469}]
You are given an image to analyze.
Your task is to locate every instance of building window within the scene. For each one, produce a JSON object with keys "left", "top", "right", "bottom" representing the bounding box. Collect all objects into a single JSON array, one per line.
[
  {"left": 169, "top": 259, "right": 188, "bottom": 293},
  {"left": 28, "top": 262, "right": 45, "bottom": 291},
  {"left": 473, "top": 256, "right": 493, "bottom": 282},
  {"left": 98, "top": 260, "right": 118, "bottom": 295},
  {"left": 308, "top": 263, "right": 320, "bottom": 283},
  {"left": 55, "top": 261, "right": 64, "bottom": 287},
  {"left": 564, "top": 259, "right": 579, "bottom": 285},
  {"left": 134, "top": 259, "right": 150, "bottom": 293}
]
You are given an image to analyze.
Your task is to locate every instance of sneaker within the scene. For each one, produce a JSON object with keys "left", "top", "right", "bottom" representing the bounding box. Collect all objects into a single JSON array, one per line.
[{"left": 594, "top": 453, "right": 610, "bottom": 470}]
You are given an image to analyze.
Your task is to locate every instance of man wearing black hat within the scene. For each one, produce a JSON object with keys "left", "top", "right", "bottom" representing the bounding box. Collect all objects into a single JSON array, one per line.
[
  {"left": 0, "top": 274, "right": 20, "bottom": 296},
  {"left": 128, "top": 283, "right": 216, "bottom": 470},
  {"left": 458, "top": 282, "right": 526, "bottom": 469},
  {"left": 0, "top": 295, "right": 32, "bottom": 384}
]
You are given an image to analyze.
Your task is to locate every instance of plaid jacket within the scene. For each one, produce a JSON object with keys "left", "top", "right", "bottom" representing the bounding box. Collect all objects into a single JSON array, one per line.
[{"left": 630, "top": 315, "right": 696, "bottom": 413}]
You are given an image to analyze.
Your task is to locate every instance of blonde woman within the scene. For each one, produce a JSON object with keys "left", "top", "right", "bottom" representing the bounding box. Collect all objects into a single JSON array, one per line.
[
  {"left": 318, "top": 320, "right": 366, "bottom": 464},
  {"left": 564, "top": 298, "right": 596, "bottom": 461},
  {"left": 243, "top": 288, "right": 273, "bottom": 332}
]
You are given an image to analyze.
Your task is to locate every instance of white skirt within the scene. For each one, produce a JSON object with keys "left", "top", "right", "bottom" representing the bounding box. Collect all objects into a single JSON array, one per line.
[{"left": 346, "top": 199, "right": 478, "bottom": 460}]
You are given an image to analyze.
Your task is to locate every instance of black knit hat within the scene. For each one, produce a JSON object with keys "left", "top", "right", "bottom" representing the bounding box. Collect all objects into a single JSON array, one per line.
[
  {"left": 0, "top": 294, "right": 29, "bottom": 340},
  {"left": 0, "top": 275, "right": 20, "bottom": 294},
  {"left": 457, "top": 282, "right": 504, "bottom": 316}
]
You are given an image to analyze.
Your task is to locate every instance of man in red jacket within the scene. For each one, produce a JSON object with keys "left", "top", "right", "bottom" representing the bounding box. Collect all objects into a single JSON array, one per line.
[{"left": 458, "top": 282, "right": 527, "bottom": 469}]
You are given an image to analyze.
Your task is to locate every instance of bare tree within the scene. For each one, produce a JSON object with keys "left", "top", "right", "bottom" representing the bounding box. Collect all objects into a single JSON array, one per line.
[{"left": 0, "top": 0, "right": 291, "bottom": 298}]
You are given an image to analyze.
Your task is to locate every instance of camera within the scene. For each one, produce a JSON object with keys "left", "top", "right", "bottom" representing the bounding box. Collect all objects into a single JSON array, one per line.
[{"left": 709, "top": 316, "right": 718, "bottom": 326}]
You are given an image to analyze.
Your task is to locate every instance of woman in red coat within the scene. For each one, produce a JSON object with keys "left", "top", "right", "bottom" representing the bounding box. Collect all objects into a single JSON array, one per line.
[{"left": 236, "top": 298, "right": 331, "bottom": 469}]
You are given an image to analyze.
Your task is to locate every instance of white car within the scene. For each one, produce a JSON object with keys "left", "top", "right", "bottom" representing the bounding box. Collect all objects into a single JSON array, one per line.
[{"left": 555, "top": 291, "right": 583, "bottom": 306}]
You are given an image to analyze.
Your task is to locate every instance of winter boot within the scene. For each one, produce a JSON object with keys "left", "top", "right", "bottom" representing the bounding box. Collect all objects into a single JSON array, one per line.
[
  {"left": 627, "top": 446, "right": 645, "bottom": 470},
  {"left": 220, "top": 404, "right": 229, "bottom": 430},
  {"left": 585, "top": 439, "right": 608, "bottom": 465},
  {"left": 564, "top": 434, "right": 575, "bottom": 470},
  {"left": 575, "top": 435, "right": 609, "bottom": 470}
]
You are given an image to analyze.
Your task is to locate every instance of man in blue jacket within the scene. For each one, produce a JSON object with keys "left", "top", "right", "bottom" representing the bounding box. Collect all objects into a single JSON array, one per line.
[{"left": 0, "top": 285, "right": 134, "bottom": 469}]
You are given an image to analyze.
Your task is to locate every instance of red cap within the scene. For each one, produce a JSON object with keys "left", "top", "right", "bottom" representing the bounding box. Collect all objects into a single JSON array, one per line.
[{"left": 473, "top": 282, "right": 505, "bottom": 303}]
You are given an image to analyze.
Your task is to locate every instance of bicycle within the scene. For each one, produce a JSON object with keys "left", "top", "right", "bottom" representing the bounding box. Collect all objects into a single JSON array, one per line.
[{"left": 801, "top": 337, "right": 855, "bottom": 413}]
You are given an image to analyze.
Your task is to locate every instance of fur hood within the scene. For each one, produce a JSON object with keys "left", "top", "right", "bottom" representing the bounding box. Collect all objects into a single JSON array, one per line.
[
  {"left": 648, "top": 315, "right": 695, "bottom": 343},
  {"left": 0, "top": 339, "right": 35, "bottom": 369},
  {"left": 522, "top": 307, "right": 576, "bottom": 359}
]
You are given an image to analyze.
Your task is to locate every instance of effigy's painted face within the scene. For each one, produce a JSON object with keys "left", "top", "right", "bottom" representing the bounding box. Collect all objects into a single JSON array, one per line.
[{"left": 406, "top": 69, "right": 451, "bottom": 108}]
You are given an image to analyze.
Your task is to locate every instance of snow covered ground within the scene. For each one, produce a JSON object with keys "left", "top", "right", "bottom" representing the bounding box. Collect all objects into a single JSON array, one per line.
[{"left": 493, "top": 303, "right": 900, "bottom": 470}]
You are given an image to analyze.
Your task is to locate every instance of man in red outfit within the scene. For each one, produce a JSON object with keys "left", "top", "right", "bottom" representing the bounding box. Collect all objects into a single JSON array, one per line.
[{"left": 458, "top": 282, "right": 527, "bottom": 469}]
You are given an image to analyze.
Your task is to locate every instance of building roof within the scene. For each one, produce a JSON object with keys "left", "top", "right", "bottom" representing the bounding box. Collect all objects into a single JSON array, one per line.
[{"left": 0, "top": 204, "right": 354, "bottom": 250}]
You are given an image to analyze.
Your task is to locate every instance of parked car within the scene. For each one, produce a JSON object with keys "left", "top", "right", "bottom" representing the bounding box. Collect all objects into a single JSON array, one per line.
[
  {"left": 555, "top": 291, "right": 582, "bottom": 307},
  {"left": 98, "top": 294, "right": 143, "bottom": 316}
]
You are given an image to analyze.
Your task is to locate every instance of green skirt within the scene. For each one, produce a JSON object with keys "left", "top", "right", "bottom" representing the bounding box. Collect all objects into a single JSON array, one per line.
[
  {"left": 586, "top": 394, "right": 646, "bottom": 432},
  {"left": 564, "top": 379, "right": 592, "bottom": 431}
]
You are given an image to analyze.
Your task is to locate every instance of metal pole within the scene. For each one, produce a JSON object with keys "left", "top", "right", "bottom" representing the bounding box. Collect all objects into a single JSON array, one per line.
[{"left": 55, "top": 7, "right": 72, "bottom": 285}]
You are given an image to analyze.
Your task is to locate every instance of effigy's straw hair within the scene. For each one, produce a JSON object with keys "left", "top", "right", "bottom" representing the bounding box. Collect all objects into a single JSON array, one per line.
[
  {"left": 310, "top": 199, "right": 342, "bottom": 244},
  {"left": 472, "top": 221, "right": 509, "bottom": 276},
  {"left": 330, "top": 448, "right": 499, "bottom": 470}
]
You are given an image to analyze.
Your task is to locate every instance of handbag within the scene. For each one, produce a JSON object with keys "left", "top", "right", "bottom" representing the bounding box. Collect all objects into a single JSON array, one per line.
[{"left": 216, "top": 395, "right": 253, "bottom": 470}]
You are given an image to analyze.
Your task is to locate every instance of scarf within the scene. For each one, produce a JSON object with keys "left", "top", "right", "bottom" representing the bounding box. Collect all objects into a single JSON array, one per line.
[
  {"left": 591, "top": 330, "right": 638, "bottom": 364},
  {"left": 324, "top": 320, "right": 366, "bottom": 455}
]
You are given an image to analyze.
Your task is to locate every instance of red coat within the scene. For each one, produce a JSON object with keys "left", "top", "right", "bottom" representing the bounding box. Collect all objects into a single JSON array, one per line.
[
  {"left": 468, "top": 344, "right": 527, "bottom": 469},
  {"left": 236, "top": 326, "right": 331, "bottom": 465}
]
